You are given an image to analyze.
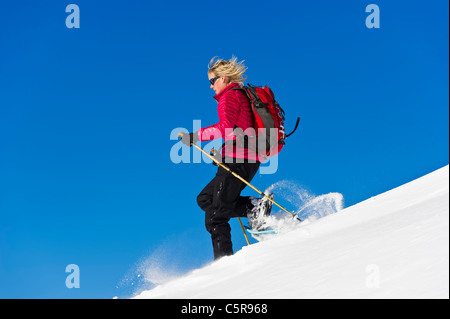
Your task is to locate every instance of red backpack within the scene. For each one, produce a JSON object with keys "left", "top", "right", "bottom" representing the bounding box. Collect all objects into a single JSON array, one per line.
[{"left": 231, "top": 84, "right": 300, "bottom": 160}]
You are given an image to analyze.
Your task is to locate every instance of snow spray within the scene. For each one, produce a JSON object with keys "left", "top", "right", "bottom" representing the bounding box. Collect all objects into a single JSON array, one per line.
[{"left": 260, "top": 180, "right": 344, "bottom": 237}]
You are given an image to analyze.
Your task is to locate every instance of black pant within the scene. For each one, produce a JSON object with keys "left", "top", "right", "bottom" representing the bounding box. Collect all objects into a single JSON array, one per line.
[{"left": 197, "top": 160, "right": 260, "bottom": 260}]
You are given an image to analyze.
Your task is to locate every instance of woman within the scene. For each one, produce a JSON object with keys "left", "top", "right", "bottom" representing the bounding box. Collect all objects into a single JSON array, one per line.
[{"left": 179, "top": 56, "right": 271, "bottom": 260}]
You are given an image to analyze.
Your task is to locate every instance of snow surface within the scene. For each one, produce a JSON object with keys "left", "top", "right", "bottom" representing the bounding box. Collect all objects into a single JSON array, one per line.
[{"left": 134, "top": 165, "right": 449, "bottom": 299}]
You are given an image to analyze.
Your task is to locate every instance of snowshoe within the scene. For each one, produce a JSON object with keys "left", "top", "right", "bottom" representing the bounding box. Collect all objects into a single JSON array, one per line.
[{"left": 244, "top": 225, "right": 276, "bottom": 235}]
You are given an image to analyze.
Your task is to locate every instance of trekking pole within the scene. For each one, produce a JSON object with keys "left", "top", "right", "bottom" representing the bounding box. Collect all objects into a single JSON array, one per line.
[
  {"left": 238, "top": 217, "right": 251, "bottom": 245},
  {"left": 192, "top": 144, "right": 302, "bottom": 222}
]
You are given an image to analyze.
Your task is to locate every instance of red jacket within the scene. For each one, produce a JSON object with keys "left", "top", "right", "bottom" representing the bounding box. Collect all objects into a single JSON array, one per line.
[{"left": 197, "top": 83, "right": 263, "bottom": 162}]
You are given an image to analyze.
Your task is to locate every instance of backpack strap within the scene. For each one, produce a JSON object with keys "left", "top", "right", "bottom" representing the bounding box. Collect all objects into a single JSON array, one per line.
[
  {"left": 228, "top": 85, "right": 256, "bottom": 139},
  {"left": 231, "top": 85, "right": 271, "bottom": 111}
]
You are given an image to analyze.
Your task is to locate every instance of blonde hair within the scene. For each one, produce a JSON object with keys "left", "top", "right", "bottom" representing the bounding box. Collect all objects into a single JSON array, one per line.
[{"left": 208, "top": 56, "right": 247, "bottom": 85}]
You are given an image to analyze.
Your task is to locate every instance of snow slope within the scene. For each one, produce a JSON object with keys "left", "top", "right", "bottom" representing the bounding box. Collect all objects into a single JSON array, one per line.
[{"left": 134, "top": 165, "right": 449, "bottom": 299}]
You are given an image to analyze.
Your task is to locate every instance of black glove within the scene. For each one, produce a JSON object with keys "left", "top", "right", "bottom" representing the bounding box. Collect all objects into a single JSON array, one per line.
[
  {"left": 210, "top": 149, "right": 223, "bottom": 166},
  {"left": 180, "top": 132, "right": 199, "bottom": 147}
]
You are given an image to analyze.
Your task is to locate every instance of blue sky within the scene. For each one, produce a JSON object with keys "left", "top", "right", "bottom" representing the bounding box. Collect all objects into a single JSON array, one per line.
[{"left": 0, "top": 0, "right": 448, "bottom": 298}]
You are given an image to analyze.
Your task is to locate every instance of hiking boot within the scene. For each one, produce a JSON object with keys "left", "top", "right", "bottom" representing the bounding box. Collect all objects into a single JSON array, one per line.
[{"left": 247, "top": 193, "right": 274, "bottom": 231}]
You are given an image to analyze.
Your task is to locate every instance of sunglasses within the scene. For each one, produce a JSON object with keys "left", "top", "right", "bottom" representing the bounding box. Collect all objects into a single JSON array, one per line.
[{"left": 209, "top": 75, "right": 220, "bottom": 85}]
